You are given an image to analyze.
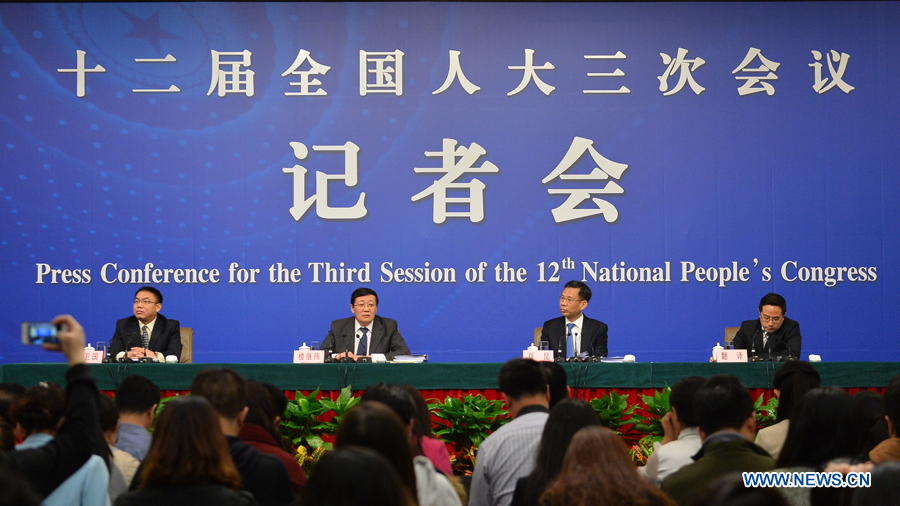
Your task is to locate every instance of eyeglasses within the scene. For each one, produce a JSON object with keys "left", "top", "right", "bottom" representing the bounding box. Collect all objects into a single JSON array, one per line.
[
  {"left": 134, "top": 299, "right": 159, "bottom": 306},
  {"left": 558, "top": 296, "right": 584, "bottom": 304},
  {"left": 760, "top": 315, "right": 783, "bottom": 323},
  {"left": 353, "top": 303, "right": 376, "bottom": 310}
]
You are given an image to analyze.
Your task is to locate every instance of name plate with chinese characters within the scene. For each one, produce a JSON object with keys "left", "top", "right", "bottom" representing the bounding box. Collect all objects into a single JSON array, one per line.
[
  {"left": 523, "top": 350, "right": 554, "bottom": 362},
  {"left": 293, "top": 349, "right": 325, "bottom": 364},
  {"left": 84, "top": 350, "right": 105, "bottom": 364},
  {"left": 716, "top": 349, "right": 749, "bottom": 363}
]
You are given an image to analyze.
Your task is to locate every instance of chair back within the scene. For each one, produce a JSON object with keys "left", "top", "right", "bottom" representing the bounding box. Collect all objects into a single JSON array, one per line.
[
  {"left": 179, "top": 327, "right": 193, "bottom": 363},
  {"left": 724, "top": 326, "right": 739, "bottom": 346}
]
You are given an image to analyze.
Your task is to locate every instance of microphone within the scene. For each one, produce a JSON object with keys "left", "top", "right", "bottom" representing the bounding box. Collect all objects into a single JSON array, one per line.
[
  {"left": 555, "top": 335, "right": 565, "bottom": 363},
  {"left": 750, "top": 328, "right": 759, "bottom": 362}
]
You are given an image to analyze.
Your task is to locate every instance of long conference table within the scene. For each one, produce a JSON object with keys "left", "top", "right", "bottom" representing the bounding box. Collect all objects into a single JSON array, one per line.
[{"left": 1, "top": 362, "right": 897, "bottom": 393}]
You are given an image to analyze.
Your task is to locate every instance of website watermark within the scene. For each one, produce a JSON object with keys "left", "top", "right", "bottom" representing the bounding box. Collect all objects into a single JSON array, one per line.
[{"left": 742, "top": 471, "right": 871, "bottom": 488}]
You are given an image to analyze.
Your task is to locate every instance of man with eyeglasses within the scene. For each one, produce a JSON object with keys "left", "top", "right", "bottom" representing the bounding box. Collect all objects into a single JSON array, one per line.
[
  {"left": 731, "top": 293, "right": 801, "bottom": 360},
  {"left": 108, "top": 286, "right": 182, "bottom": 362},
  {"left": 321, "top": 287, "right": 410, "bottom": 362},
  {"left": 539, "top": 280, "right": 608, "bottom": 359}
]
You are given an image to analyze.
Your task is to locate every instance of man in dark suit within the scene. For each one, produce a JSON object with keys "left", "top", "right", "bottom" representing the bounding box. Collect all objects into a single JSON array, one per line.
[
  {"left": 539, "top": 280, "right": 608, "bottom": 359},
  {"left": 108, "top": 286, "right": 182, "bottom": 362},
  {"left": 731, "top": 292, "right": 801, "bottom": 360},
  {"left": 321, "top": 287, "right": 410, "bottom": 361}
]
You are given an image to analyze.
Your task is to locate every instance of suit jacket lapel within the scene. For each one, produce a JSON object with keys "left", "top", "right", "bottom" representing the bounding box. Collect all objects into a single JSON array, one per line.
[
  {"left": 148, "top": 315, "right": 164, "bottom": 349},
  {"left": 580, "top": 316, "right": 594, "bottom": 353},
  {"left": 341, "top": 319, "right": 355, "bottom": 353},
  {"left": 369, "top": 317, "right": 384, "bottom": 353}
]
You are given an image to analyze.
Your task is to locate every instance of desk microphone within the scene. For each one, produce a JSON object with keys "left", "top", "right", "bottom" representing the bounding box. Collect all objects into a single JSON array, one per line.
[{"left": 588, "top": 336, "right": 600, "bottom": 363}]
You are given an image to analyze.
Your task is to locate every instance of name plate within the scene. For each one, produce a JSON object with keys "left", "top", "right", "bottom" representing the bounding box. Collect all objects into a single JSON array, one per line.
[
  {"left": 84, "top": 350, "right": 105, "bottom": 363},
  {"left": 293, "top": 349, "right": 325, "bottom": 364},
  {"left": 716, "top": 349, "right": 749, "bottom": 363},
  {"left": 523, "top": 350, "right": 554, "bottom": 362}
]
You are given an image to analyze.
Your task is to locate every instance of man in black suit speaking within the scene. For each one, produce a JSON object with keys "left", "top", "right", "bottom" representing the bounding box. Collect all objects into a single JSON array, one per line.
[
  {"left": 540, "top": 280, "right": 608, "bottom": 359},
  {"left": 108, "top": 286, "right": 182, "bottom": 362},
  {"left": 321, "top": 287, "right": 410, "bottom": 362}
]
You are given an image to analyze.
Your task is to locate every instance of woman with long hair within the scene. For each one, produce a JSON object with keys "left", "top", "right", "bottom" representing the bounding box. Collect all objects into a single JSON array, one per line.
[
  {"left": 540, "top": 426, "right": 674, "bottom": 506},
  {"left": 399, "top": 384, "right": 453, "bottom": 476},
  {"left": 303, "top": 446, "right": 416, "bottom": 506},
  {"left": 776, "top": 387, "right": 867, "bottom": 506},
  {"left": 755, "top": 361, "right": 821, "bottom": 459},
  {"left": 239, "top": 381, "right": 306, "bottom": 496},
  {"left": 114, "top": 396, "right": 255, "bottom": 506},
  {"left": 334, "top": 400, "right": 462, "bottom": 506},
  {"left": 511, "top": 398, "right": 599, "bottom": 506}
]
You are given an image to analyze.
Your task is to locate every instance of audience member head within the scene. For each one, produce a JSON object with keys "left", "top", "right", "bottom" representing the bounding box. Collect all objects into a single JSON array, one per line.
[
  {"left": 10, "top": 383, "right": 65, "bottom": 436},
  {"left": 693, "top": 375, "right": 755, "bottom": 439},
  {"left": 689, "top": 474, "right": 789, "bottom": 506},
  {"left": 539, "top": 362, "right": 569, "bottom": 410},
  {"left": 0, "top": 383, "right": 26, "bottom": 424},
  {"left": 669, "top": 376, "right": 706, "bottom": 429},
  {"left": 540, "top": 426, "right": 674, "bottom": 506},
  {"left": 335, "top": 401, "right": 417, "bottom": 500},
  {"left": 523, "top": 399, "right": 600, "bottom": 506},
  {"left": 115, "top": 375, "right": 161, "bottom": 429},
  {"left": 850, "top": 462, "right": 900, "bottom": 506},
  {"left": 399, "top": 384, "right": 435, "bottom": 439},
  {"left": 190, "top": 367, "right": 248, "bottom": 424},
  {"left": 138, "top": 396, "right": 240, "bottom": 489},
  {"left": 884, "top": 374, "right": 900, "bottom": 438},
  {"left": 261, "top": 383, "right": 289, "bottom": 423},
  {"left": 777, "top": 387, "right": 867, "bottom": 469},
  {"left": 244, "top": 380, "right": 284, "bottom": 447},
  {"left": 360, "top": 383, "right": 420, "bottom": 455},
  {"left": 97, "top": 393, "right": 120, "bottom": 446},
  {"left": 855, "top": 390, "right": 886, "bottom": 428},
  {"left": 303, "top": 446, "right": 416, "bottom": 506},
  {"left": 772, "top": 361, "right": 821, "bottom": 423},
  {"left": 498, "top": 358, "right": 548, "bottom": 416},
  {"left": 856, "top": 390, "right": 890, "bottom": 459},
  {"left": 361, "top": 384, "right": 417, "bottom": 427}
]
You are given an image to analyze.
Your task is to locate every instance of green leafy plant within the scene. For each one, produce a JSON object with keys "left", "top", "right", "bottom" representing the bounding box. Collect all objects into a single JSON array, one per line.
[
  {"left": 318, "top": 385, "right": 362, "bottom": 435},
  {"left": 279, "top": 385, "right": 361, "bottom": 451},
  {"left": 589, "top": 391, "right": 637, "bottom": 434},
  {"left": 150, "top": 393, "right": 180, "bottom": 433},
  {"left": 428, "top": 394, "right": 509, "bottom": 475},
  {"left": 754, "top": 393, "right": 778, "bottom": 431},
  {"left": 624, "top": 386, "right": 671, "bottom": 444},
  {"left": 280, "top": 388, "right": 330, "bottom": 450}
]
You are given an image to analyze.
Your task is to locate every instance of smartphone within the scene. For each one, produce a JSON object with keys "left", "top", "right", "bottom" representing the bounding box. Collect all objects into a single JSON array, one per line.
[{"left": 21, "top": 322, "right": 62, "bottom": 346}]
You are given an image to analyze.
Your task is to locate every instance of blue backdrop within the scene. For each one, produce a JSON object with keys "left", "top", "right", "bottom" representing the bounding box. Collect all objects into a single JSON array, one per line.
[{"left": 1, "top": 2, "right": 897, "bottom": 364}]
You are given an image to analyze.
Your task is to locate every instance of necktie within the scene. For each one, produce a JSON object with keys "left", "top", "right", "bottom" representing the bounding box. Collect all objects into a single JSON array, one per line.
[
  {"left": 141, "top": 325, "right": 150, "bottom": 349},
  {"left": 356, "top": 327, "right": 369, "bottom": 356},
  {"left": 566, "top": 323, "right": 575, "bottom": 359},
  {"left": 762, "top": 331, "right": 769, "bottom": 350}
]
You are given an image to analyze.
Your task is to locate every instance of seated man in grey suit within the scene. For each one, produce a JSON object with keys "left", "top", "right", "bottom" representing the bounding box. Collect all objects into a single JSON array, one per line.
[
  {"left": 321, "top": 287, "right": 410, "bottom": 362},
  {"left": 540, "top": 280, "right": 608, "bottom": 359}
]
